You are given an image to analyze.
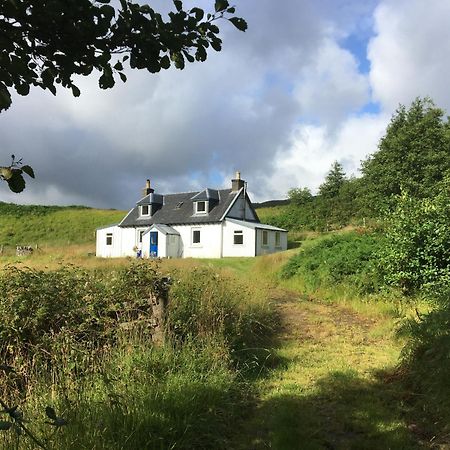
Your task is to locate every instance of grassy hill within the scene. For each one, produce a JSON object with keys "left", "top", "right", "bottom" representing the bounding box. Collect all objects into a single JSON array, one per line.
[
  {"left": 0, "top": 201, "right": 288, "bottom": 249},
  {"left": 0, "top": 202, "right": 125, "bottom": 247}
]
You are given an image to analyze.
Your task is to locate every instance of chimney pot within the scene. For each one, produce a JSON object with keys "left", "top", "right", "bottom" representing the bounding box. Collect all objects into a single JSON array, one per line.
[
  {"left": 142, "top": 178, "right": 154, "bottom": 196},
  {"left": 231, "top": 171, "right": 245, "bottom": 192}
]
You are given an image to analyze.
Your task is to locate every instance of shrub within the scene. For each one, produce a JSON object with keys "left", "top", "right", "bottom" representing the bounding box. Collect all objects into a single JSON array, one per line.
[
  {"left": 281, "top": 231, "right": 384, "bottom": 295},
  {"left": 379, "top": 179, "right": 450, "bottom": 296}
]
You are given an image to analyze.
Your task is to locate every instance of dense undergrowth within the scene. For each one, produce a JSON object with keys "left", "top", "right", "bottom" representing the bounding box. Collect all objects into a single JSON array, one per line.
[
  {"left": 0, "top": 262, "right": 274, "bottom": 449},
  {"left": 280, "top": 231, "right": 385, "bottom": 297}
]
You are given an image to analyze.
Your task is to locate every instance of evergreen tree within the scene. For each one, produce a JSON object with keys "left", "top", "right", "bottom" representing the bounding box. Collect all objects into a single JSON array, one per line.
[{"left": 318, "top": 161, "right": 346, "bottom": 199}]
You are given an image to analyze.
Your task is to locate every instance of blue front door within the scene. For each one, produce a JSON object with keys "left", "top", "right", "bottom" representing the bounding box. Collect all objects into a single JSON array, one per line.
[{"left": 150, "top": 231, "right": 158, "bottom": 257}]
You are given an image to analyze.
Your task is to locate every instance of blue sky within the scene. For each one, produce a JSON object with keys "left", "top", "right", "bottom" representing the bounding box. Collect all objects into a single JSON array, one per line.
[{"left": 1, "top": 0, "right": 450, "bottom": 208}]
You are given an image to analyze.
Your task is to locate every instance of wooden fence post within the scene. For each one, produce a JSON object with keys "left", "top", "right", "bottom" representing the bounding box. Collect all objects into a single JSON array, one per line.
[{"left": 151, "top": 277, "right": 171, "bottom": 345}]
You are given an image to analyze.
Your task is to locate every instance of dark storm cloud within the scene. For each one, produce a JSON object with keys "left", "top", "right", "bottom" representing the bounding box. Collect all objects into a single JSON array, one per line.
[{"left": 0, "top": 0, "right": 379, "bottom": 208}]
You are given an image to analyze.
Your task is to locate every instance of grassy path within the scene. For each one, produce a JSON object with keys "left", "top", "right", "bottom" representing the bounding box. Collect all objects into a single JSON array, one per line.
[{"left": 233, "top": 288, "right": 421, "bottom": 450}]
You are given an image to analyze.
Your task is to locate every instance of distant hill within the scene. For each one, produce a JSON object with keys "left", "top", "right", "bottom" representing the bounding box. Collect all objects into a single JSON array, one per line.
[
  {"left": 253, "top": 199, "right": 290, "bottom": 208},
  {"left": 0, "top": 202, "right": 125, "bottom": 247}
]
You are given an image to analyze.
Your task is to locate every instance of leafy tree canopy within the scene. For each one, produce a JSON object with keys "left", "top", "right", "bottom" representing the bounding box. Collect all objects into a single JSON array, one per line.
[
  {"left": 288, "top": 187, "right": 312, "bottom": 206},
  {"left": 318, "top": 161, "right": 346, "bottom": 198},
  {"left": 0, "top": 0, "right": 247, "bottom": 112},
  {"left": 361, "top": 97, "right": 450, "bottom": 213}
]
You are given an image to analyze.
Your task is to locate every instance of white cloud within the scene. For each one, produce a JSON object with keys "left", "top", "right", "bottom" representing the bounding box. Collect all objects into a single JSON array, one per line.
[
  {"left": 2, "top": 0, "right": 450, "bottom": 208},
  {"left": 294, "top": 38, "right": 370, "bottom": 127},
  {"left": 369, "top": 0, "right": 450, "bottom": 111},
  {"left": 258, "top": 112, "right": 388, "bottom": 200}
]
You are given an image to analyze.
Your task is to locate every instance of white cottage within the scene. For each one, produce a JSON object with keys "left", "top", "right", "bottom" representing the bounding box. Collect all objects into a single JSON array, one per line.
[{"left": 96, "top": 173, "right": 288, "bottom": 258}]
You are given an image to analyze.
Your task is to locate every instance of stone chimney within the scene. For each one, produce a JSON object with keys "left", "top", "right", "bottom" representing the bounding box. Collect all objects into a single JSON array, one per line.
[
  {"left": 231, "top": 171, "right": 245, "bottom": 192},
  {"left": 142, "top": 179, "right": 154, "bottom": 196}
]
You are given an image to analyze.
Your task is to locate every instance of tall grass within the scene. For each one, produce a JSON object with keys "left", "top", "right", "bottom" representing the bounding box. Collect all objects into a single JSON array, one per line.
[{"left": 0, "top": 261, "right": 275, "bottom": 449}]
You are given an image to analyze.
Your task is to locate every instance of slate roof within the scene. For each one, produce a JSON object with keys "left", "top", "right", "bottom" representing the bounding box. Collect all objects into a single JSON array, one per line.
[
  {"left": 119, "top": 188, "right": 248, "bottom": 227},
  {"left": 225, "top": 218, "right": 287, "bottom": 232},
  {"left": 190, "top": 188, "right": 220, "bottom": 201},
  {"left": 143, "top": 224, "right": 180, "bottom": 235}
]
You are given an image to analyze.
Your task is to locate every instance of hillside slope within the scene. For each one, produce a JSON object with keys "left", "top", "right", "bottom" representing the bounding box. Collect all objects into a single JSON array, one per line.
[
  {"left": 0, "top": 202, "right": 125, "bottom": 247},
  {"left": 0, "top": 201, "right": 285, "bottom": 248}
]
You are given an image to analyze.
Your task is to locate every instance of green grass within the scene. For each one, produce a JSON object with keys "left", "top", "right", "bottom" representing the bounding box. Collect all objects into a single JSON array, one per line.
[
  {"left": 0, "top": 203, "right": 446, "bottom": 449},
  {"left": 0, "top": 202, "right": 125, "bottom": 247},
  {"left": 228, "top": 267, "right": 420, "bottom": 449}
]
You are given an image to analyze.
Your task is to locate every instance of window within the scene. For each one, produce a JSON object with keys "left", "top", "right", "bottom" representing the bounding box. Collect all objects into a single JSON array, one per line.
[
  {"left": 192, "top": 229, "right": 201, "bottom": 244},
  {"left": 262, "top": 230, "right": 268, "bottom": 246},
  {"left": 275, "top": 232, "right": 281, "bottom": 247},
  {"left": 234, "top": 230, "right": 243, "bottom": 245},
  {"left": 195, "top": 201, "right": 207, "bottom": 214},
  {"left": 141, "top": 205, "right": 149, "bottom": 216},
  {"left": 138, "top": 230, "right": 145, "bottom": 243},
  {"left": 106, "top": 233, "right": 113, "bottom": 246}
]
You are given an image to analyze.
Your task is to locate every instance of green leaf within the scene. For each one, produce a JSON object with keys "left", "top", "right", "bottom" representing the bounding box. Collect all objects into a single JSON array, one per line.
[
  {"left": 7, "top": 171, "right": 25, "bottom": 193},
  {"left": 45, "top": 407, "right": 57, "bottom": 421},
  {"left": 210, "top": 38, "right": 222, "bottom": 52},
  {"left": 160, "top": 55, "right": 171, "bottom": 70},
  {"left": 0, "top": 421, "right": 12, "bottom": 431},
  {"left": 228, "top": 17, "right": 247, "bottom": 31},
  {"left": 113, "top": 61, "right": 123, "bottom": 71},
  {"left": 0, "top": 82, "right": 12, "bottom": 111},
  {"left": 173, "top": 0, "right": 182, "bottom": 12},
  {"left": 139, "top": 4, "right": 152, "bottom": 14},
  {"left": 118, "top": 72, "right": 127, "bottom": 82},
  {"left": 215, "top": 0, "right": 229, "bottom": 12},
  {"left": 15, "top": 83, "right": 30, "bottom": 96},
  {"left": 183, "top": 51, "right": 194, "bottom": 63},
  {"left": 21, "top": 165, "right": 35, "bottom": 178},
  {"left": 190, "top": 7, "right": 204, "bottom": 21},
  {"left": 71, "top": 85, "right": 81, "bottom": 97}
]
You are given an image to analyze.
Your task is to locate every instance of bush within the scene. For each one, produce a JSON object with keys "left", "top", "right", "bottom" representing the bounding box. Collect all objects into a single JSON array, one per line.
[
  {"left": 379, "top": 179, "right": 450, "bottom": 296},
  {"left": 398, "top": 285, "right": 450, "bottom": 436},
  {"left": 0, "top": 262, "right": 168, "bottom": 364},
  {"left": 281, "top": 231, "right": 384, "bottom": 295},
  {"left": 0, "top": 262, "right": 275, "bottom": 449}
]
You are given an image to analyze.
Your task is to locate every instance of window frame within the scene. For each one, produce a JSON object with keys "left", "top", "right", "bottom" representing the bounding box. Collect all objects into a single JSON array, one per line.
[
  {"left": 262, "top": 230, "right": 268, "bottom": 246},
  {"left": 275, "top": 231, "right": 281, "bottom": 247},
  {"left": 106, "top": 233, "right": 113, "bottom": 246},
  {"left": 192, "top": 228, "right": 201, "bottom": 245},
  {"left": 194, "top": 201, "right": 208, "bottom": 215},
  {"left": 141, "top": 204, "right": 150, "bottom": 216},
  {"left": 233, "top": 230, "right": 244, "bottom": 245},
  {"left": 138, "top": 229, "right": 145, "bottom": 244}
]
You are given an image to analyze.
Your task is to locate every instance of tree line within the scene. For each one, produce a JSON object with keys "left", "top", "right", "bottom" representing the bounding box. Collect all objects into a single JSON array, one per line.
[{"left": 268, "top": 97, "right": 450, "bottom": 232}]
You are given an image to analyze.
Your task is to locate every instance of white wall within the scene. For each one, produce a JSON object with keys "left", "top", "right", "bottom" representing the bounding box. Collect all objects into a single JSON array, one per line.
[
  {"left": 96, "top": 226, "right": 136, "bottom": 258},
  {"left": 174, "top": 223, "right": 222, "bottom": 258},
  {"left": 222, "top": 220, "right": 256, "bottom": 257},
  {"left": 255, "top": 229, "right": 288, "bottom": 256}
]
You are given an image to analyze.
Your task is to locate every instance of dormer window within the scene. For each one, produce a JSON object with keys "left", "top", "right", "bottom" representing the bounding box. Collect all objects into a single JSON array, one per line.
[
  {"left": 141, "top": 205, "right": 150, "bottom": 216},
  {"left": 195, "top": 201, "right": 208, "bottom": 215}
]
